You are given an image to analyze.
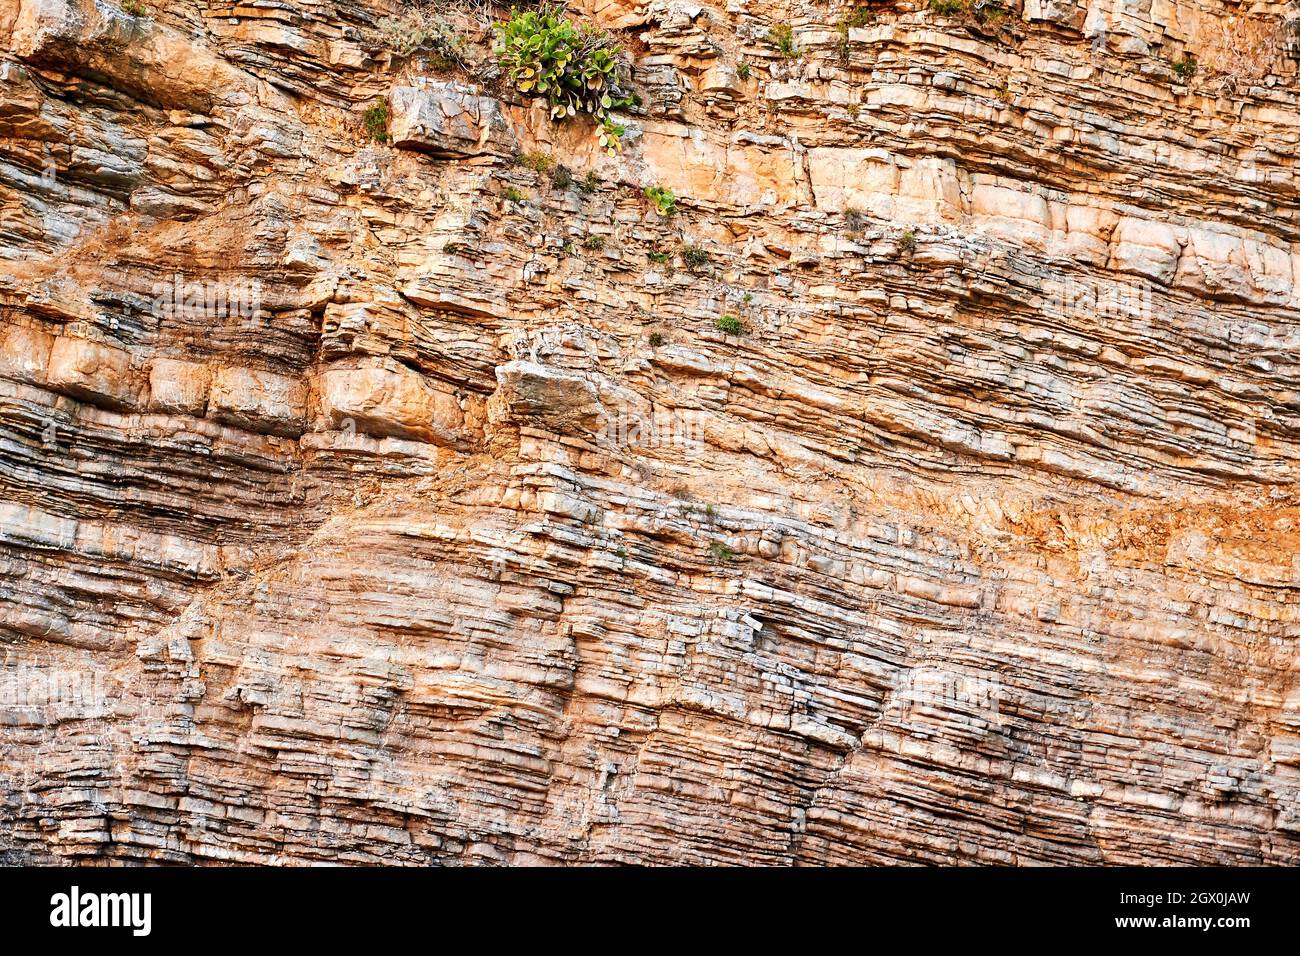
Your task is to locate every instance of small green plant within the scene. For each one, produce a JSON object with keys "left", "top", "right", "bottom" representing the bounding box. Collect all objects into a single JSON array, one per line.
[
  {"left": 681, "top": 243, "right": 710, "bottom": 271},
  {"left": 578, "top": 170, "right": 601, "bottom": 194},
  {"left": 363, "top": 101, "right": 389, "bottom": 143},
  {"left": 550, "top": 164, "right": 573, "bottom": 189},
  {"left": 929, "top": 0, "right": 966, "bottom": 14},
  {"left": 842, "top": 6, "right": 875, "bottom": 29},
  {"left": 899, "top": 229, "right": 917, "bottom": 254},
  {"left": 444, "top": 241, "right": 469, "bottom": 255},
  {"left": 708, "top": 540, "right": 738, "bottom": 563},
  {"left": 494, "top": 5, "right": 636, "bottom": 155},
  {"left": 505, "top": 186, "right": 526, "bottom": 204},
  {"left": 1172, "top": 54, "right": 1198, "bottom": 81},
  {"left": 644, "top": 185, "right": 677, "bottom": 217},
  {"left": 765, "top": 24, "right": 801, "bottom": 59},
  {"left": 649, "top": 331, "right": 664, "bottom": 347},
  {"left": 647, "top": 249, "right": 671, "bottom": 264},
  {"left": 583, "top": 234, "right": 606, "bottom": 250},
  {"left": 560, "top": 240, "right": 576, "bottom": 256},
  {"left": 835, "top": 8, "right": 874, "bottom": 63},
  {"left": 737, "top": 61, "right": 751, "bottom": 80},
  {"left": 974, "top": 0, "right": 1007, "bottom": 23},
  {"left": 122, "top": 0, "right": 148, "bottom": 15},
  {"left": 844, "top": 208, "right": 866, "bottom": 234},
  {"left": 715, "top": 314, "right": 744, "bottom": 335}
]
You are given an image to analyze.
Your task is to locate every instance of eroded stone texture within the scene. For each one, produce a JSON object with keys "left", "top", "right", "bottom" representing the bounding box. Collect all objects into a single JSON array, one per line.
[{"left": 1, "top": 0, "right": 1299, "bottom": 865}]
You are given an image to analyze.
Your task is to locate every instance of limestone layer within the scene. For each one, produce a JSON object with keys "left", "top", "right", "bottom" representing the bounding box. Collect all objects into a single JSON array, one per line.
[{"left": 1, "top": 0, "right": 1299, "bottom": 864}]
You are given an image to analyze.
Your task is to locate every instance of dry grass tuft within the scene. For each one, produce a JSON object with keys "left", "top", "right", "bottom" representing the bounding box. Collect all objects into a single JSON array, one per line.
[{"left": 1194, "top": 10, "right": 1293, "bottom": 92}]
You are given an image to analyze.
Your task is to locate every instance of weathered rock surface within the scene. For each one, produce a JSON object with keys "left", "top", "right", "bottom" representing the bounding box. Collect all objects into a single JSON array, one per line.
[{"left": 1, "top": 0, "right": 1299, "bottom": 865}]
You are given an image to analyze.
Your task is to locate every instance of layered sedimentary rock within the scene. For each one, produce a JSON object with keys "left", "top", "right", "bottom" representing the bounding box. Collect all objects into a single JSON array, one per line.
[{"left": 1, "top": 0, "right": 1299, "bottom": 865}]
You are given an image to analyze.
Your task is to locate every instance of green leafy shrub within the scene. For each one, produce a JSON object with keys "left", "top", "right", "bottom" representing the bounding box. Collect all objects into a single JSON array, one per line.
[
  {"left": 929, "top": 0, "right": 966, "bottom": 14},
  {"left": 583, "top": 234, "right": 606, "bottom": 250},
  {"left": 494, "top": 5, "right": 636, "bottom": 155},
  {"left": 647, "top": 250, "right": 671, "bottom": 264},
  {"left": 645, "top": 185, "right": 677, "bottom": 217},
  {"left": 122, "top": 0, "right": 148, "bottom": 15},
  {"left": 708, "top": 540, "right": 738, "bottom": 563},
  {"left": 681, "top": 243, "right": 710, "bottom": 271},
  {"left": 1172, "top": 54, "right": 1197, "bottom": 80},
  {"left": 363, "top": 101, "right": 389, "bottom": 143},
  {"left": 505, "top": 186, "right": 526, "bottom": 204},
  {"left": 715, "top": 314, "right": 744, "bottom": 335},
  {"left": 648, "top": 331, "right": 664, "bottom": 347},
  {"left": 765, "top": 24, "right": 800, "bottom": 59},
  {"left": 737, "top": 61, "right": 751, "bottom": 79},
  {"left": 578, "top": 170, "right": 601, "bottom": 194},
  {"left": 899, "top": 229, "right": 917, "bottom": 254}
]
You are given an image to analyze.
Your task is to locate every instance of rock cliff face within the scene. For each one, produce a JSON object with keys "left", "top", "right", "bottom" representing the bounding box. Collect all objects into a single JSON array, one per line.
[{"left": 2, "top": 0, "right": 1300, "bottom": 865}]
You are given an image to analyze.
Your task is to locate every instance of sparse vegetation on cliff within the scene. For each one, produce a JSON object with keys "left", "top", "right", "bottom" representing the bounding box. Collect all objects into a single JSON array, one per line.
[
  {"left": 549, "top": 164, "right": 573, "bottom": 188},
  {"left": 1164, "top": 11, "right": 1293, "bottom": 92},
  {"left": 370, "top": 1, "right": 466, "bottom": 68},
  {"left": 681, "top": 243, "right": 710, "bottom": 271},
  {"left": 929, "top": 0, "right": 967, "bottom": 15},
  {"left": 1172, "top": 54, "right": 1198, "bottom": 81},
  {"left": 516, "top": 150, "right": 574, "bottom": 189},
  {"left": 363, "top": 101, "right": 389, "bottom": 142},
  {"left": 764, "top": 23, "right": 801, "bottom": 59},
  {"left": 973, "top": 0, "right": 1007, "bottom": 24},
  {"left": 708, "top": 540, "right": 738, "bottom": 563},
  {"left": 516, "top": 150, "right": 554, "bottom": 174},
  {"left": 835, "top": 8, "right": 874, "bottom": 63}
]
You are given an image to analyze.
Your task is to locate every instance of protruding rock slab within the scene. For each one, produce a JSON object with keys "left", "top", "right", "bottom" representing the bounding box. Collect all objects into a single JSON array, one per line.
[
  {"left": 318, "top": 360, "right": 469, "bottom": 447},
  {"left": 387, "top": 81, "right": 517, "bottom": 159}
]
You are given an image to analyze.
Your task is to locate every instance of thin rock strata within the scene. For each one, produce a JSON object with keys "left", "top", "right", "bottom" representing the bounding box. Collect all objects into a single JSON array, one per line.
[{"left": 1, "top": 0, "right": 1299, "bottom": 865}]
